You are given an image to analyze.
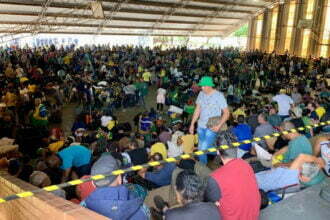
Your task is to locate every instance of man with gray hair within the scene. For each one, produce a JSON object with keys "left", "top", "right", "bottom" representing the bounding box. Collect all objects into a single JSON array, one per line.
[
  {"left": 272, "top": 121, "right": 312, "bottom": 167},
  {"left": 254, "top": 112, "right": 276, "bottom": 150},
  {"left": 255, "top": 154, "right": 326, "bottom": 192},
  {"left": 29, "top": 171, "right": 66, "bottom": 199}
]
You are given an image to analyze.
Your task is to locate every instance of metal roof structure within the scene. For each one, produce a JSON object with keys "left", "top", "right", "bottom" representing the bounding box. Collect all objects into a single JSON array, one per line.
[{"left": 0, "top": 0, "right": 277, "bottom": 40}]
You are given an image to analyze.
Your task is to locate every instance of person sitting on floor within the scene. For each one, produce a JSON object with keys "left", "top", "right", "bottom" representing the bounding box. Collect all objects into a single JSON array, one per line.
[
  {"left": 138, "top": 153, "right": 176, "bottom": 188},
  {"left": 29, "top": 171, "right": 66, "bottom": 199},
  {"left": 205, "top": 148, "right": 261, "bottom": 220},
  {"left": 272, "top": 121, "right": 313, "bottom": 167},
  {"left": 84, "top": 153, "right": 150, "bottom": 220},
  {"left": 255, "top": 154, "right": 326, "bottom": 192},
  {"left": 232, "top": 115, "right": 253, "bottom": 158},
  {"left": 152, "top": 170, "right": 220, "bottom": 220}
]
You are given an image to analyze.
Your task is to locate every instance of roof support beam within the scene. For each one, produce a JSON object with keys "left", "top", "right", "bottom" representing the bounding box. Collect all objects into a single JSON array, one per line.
[
  {"left": 0, "top": 31, "right": 219, "bottom": 37},
  {"left": 187, "top": 0, "right": 264, "bottom": 8},
  {"left": 101, "top": 0, "right": 254, "bottom": 13},
  {"left": 0, "top": 11, "right": 232, "bottom": 25},
  {"left": 147, "top": 0, "right": 192, "bottom": 36},
  {"left": 0, "top": 21, "right": 227, "bottom": 31},
  {"left": 0, "top": 1, "right": 243, "bottom": 19}
]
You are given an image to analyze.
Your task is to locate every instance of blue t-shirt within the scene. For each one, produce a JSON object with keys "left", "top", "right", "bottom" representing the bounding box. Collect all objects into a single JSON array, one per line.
[
  {"left": 145, "top": 163, "right": 176, "bottom": 186},
  {"left": 58, "top": 145, "right": 91, "bottom": 170},
  {"left": 232, "top": 124, "right": 253, "bottom": 151},
  {"left": 196, "top": 90, "right": 228, "bottom": 128}
]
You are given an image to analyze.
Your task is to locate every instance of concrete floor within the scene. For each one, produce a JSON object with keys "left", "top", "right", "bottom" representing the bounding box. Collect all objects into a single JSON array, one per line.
[{"left": 60, "top": 86, "right": 160, "bottom": 135}]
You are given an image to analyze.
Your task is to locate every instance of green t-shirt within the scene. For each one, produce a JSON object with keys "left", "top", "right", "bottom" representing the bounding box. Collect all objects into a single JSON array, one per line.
[
  {"left": 135, "top": 82, "right": 148, "bottom": 97},
  {"left": 184, "top": 105, "right": 195, "bottom": 115},
  {"left": 302, "top": 116, "right": 312, "bottom": 133},
  {"left": 283, "top": 135, "right": 312, "bottom": 163},
  {"left": 320, "top": 91, "right": 330, "bottom": 98},
  {"left": 267, "top": 114, "right": 282, "bottom": 127}
]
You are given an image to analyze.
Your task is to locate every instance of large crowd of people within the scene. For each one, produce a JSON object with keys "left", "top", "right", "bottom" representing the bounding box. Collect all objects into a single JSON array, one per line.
[{"left": 0, "top": 44, "right": 330, "bottom": 219}]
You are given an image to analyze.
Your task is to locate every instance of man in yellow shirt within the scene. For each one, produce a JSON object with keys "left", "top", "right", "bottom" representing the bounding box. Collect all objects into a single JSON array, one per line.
[{"left": 142, "top": 69, "right": 151, "bottom": 83}]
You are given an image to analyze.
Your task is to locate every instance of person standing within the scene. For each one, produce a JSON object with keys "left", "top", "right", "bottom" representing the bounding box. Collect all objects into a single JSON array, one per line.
[
  {"left": 272, "top": 89, "right": 294, "bottom": 120},
  {"left": 156, "top": 86, "right": 166, "bottom": 112},
  {"left": 189, "top": 76, "right": 229, "bottom": 164}
]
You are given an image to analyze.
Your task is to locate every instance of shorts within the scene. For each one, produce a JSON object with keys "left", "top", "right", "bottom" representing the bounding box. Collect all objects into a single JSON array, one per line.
[{"left": 73, "top": 163, "right": 91, "bottom": 178}]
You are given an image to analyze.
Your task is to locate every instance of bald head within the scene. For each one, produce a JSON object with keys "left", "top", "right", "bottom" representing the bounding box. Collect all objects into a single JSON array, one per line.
[
  {"left": 30, "top": 171, "right": 51, "bottom": 188},
  {"left": 280, "top": 121, "right": 295, "bottom": 130}
]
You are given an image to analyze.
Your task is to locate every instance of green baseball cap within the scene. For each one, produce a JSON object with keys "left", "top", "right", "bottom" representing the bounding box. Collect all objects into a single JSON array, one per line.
[{"left": 198, "top": 76, "right": 215, "bottom": 87}]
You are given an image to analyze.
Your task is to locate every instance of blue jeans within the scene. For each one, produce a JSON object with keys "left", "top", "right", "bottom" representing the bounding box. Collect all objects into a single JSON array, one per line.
[{"left": 197, "top": 127, "right": 218, "bottom": 164}]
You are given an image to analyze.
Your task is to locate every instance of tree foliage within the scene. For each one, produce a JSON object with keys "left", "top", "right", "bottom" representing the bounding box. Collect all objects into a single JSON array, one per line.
[{"left": 234, "top": 24, "right": 248, "bottom": 37}]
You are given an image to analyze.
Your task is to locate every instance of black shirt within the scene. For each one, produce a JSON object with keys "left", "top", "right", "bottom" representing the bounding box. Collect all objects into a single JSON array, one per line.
[
  {"left": 165, "top": 201, "right": 220, "bottom": 220},
  {"left": 127, "top": 148, "right": 148, "bottom": 165}
]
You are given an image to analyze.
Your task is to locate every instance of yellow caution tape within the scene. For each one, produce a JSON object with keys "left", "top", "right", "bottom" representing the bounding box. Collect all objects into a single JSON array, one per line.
[{"left": 0, "top": 121, "right": 328, "bottom": 204}]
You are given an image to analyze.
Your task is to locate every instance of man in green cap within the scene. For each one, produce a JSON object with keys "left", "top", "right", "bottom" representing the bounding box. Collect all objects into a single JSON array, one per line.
[{"left": 189, "top": 76, "right": 230, "bottom": 164}]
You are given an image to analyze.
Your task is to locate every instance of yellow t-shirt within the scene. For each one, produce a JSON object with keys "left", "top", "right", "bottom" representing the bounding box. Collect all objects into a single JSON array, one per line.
[
  {"left": 28, "top": 84, "right": 37, "bottom": 93},
  {"left": 63, "top": 56, "right": 71, "bottom": 65},
  {"left": 138, "top": 66, "right": 144, "bottom": 73},
  {"left": 142, "top": 72, "right": 151, "bottom": 82},
  {"left": 232, "top": 108, "right": 246, "bottom": 120},
  {"left": 48, "top": 141, "right": 65, "bottom": 153},
  {"left": 315, "top": 107, "right": 326, "bottom": 119},
  {"left": 194, "top": 134, "right": 198, "bottom": 145},
  {"left": 160, "top": 69, "right": 166, "bottom": 77},
  {"left": 4, "top": 92, "right": 17, "bottom": 107},
  {"left": 150, "top": 142, "right": 167, "bottom": 159},
  {"left": 209, "top": 65, "right": 216, "bottom": 73},
  {"left": 181, "top": 135, "right": 195, "bottom": 154}
]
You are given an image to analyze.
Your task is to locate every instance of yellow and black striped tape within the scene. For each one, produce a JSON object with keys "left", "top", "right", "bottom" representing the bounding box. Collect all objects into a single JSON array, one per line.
[{"left": 0, "top": 120, "right": 329, "bottom": 204}]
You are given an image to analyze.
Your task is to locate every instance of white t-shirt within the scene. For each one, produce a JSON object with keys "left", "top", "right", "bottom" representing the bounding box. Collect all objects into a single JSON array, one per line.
[
  {"left": 157, "top": 88, "right": 166, "bottom": 104},
  {"left": 167, "top": 141, "right": 183, "bottom": 158},
  {"left": 272, "top": 94, "right": 294, "bottom": 116}
]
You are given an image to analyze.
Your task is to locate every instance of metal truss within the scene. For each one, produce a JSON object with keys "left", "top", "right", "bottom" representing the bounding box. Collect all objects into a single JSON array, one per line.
[
  {"left": 0, "top": 0, "right": 91, "bottom": 44},
  {"left": 144, "top": 0, "right": 191, "bottom": 36},
  {"left": 32, "top": 0, "right": 54, "bottom": 34},
  {"left": 186, "top": 0, "right": 241, "bottom": 40},
  {"left": 96, "top": 0, "right": 131, "bottom": 34},
  {"left": 220, "top": 0, "right": 282, "bottom": 37}
]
